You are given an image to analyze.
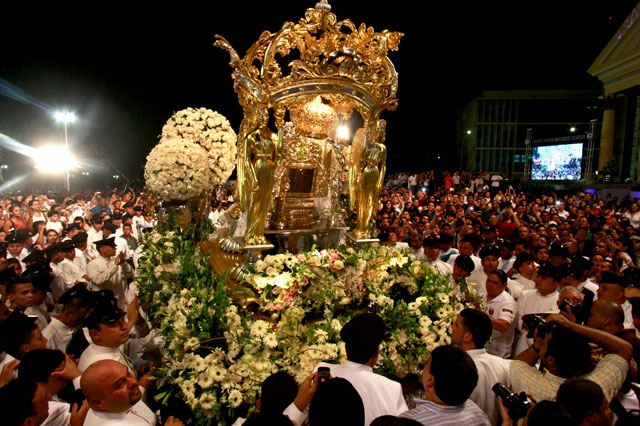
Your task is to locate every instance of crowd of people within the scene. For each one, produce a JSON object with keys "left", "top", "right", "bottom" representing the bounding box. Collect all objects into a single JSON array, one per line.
[{"left": 0, "top": 171, "right": 639, "bottom": 425}]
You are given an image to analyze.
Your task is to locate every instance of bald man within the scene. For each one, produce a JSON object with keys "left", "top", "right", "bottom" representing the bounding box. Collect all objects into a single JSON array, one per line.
[
  {"left": 81, "top": 360, "right": 182, "bottom": 426},
  {"left": 586, "top": 299, "right": 640, "bottom": 383}
]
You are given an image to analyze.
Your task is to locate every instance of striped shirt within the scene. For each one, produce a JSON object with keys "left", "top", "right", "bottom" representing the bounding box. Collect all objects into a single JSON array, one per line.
[{"left": 400, "top": 399, "right": 490, "bottom": 425}]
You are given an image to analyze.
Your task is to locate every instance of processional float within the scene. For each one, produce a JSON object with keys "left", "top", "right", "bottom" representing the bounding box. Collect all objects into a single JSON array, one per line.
[{"left": 214, "top": 0, "right": 403, "bottom": 257}]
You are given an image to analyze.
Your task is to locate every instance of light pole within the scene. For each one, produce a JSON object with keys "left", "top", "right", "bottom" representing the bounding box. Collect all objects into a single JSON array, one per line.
[{"left": 54, "top": 111, "right": 76, "bottom": 191}]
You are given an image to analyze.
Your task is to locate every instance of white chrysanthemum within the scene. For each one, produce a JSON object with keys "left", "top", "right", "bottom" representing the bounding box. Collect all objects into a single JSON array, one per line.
[
  {"left": 436, "top": 293, "right": 450, "bottom": 304},
  {"left": 263, "top": 333, "right": 278, "bottom": 348},
  {"left": 144, "top": 138, "right": 212, "bottom": 201},
  {"left": 436, "top": 307, "right": 447, "bottom": 318},
  {"left": 200, "top": 392, "right": 216, "bottom": 410},
  {"left": 161, "top": 108, "right": 237, "bottom": 185},
  {"left": 228, "top": 389, "right": 243, "bottom": 408},
  {"left": 250, "top": 320, "right": 270, "bottom": 338},
  {"left": 315, "top": 329, "right": 328, "bottom": 344}
]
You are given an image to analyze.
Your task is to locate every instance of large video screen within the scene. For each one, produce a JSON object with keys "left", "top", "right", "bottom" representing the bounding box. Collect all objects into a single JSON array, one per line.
[{"left": 531, "top": 143, "right": 583, "bottom": 180}]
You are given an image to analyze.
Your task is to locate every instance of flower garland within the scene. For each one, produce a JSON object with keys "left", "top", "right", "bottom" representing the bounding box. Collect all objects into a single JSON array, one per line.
[
  {"left": 144, "top": 138, "right": 212, "bottom": 201},
  {"left": 161, "top": 107, "right": 237, "bottom": 185},
  {"left": 137, "top": 224, "right": 472, "bottom": 425}
]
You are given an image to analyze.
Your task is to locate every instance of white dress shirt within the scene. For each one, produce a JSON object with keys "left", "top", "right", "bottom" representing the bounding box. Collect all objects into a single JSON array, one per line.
[
  {"left": 73, "top": 248, "right": 88, "bottom": 275},
  {"left": 86, "top": 255, "right": 133, "bottom": 304},
  {"left": 424, "top": 259, "right": 453, "bottom": 276},
  {"left": 514, "top": 289, "right": 560, "bottom": 354},
  {"left": 43, "top": 317, "right": 76, "bottom": 352},
  {"left": 25, "top": 306, "right": 49, "bottom": 331},
  {"left": 42, "top": 400, "right": 71, "bottom": 426},
  {"left": 447, "top": 253, "right": 482, "bottom": 272},
  {"left": 59, "top": 258, "right": 86, "bottom": 290},
  {"left": 284, "top": 360, "right": 408, "bottom": 426},
  {"left": 467, "top": 348, "right": 512, "bottom": 426},
  {"left": 84, "top": 400, "right": 156, "bottom": 426}
]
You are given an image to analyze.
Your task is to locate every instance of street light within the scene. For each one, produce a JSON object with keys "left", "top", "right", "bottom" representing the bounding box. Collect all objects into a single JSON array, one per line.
[
  {"left": 54, "top": 111, "right": 77, "bottom": 191},
  {"left": 570, "top": 126, "right": 576, "bottom": 133}
]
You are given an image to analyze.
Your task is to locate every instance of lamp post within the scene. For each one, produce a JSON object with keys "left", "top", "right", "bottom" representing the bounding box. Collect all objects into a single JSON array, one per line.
[{"left": 54, "top": 111, "right": 76, "bottom": 191}]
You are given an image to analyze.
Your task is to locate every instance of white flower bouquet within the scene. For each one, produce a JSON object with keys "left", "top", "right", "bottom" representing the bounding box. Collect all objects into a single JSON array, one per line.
[
  {"left": 161, "top": 107, "right": 237, "bottom": 185},
  {"left": 144, "top": 138, "right": 212, "bottom": 201}
]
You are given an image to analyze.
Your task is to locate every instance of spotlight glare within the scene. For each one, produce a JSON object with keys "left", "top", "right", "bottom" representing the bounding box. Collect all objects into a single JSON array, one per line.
[
  {"left": 34, "top": 146, "right": 77, "bottom": 172},
  {"left": 54, "top": 111, "right": 76, "bottom": 124},
  {"left": 466, "top": 130, "right": 472, "bottom": 135},
  {"left": 336, "top": 124, "right": 350, "bottom": 140},
  {"left": 570, "top": 127, "right": 576, "bottom": 132}
]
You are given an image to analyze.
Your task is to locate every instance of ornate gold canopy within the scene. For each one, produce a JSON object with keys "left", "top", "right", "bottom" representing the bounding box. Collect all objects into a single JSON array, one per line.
[
  {"left": 215, "top": 1, "right": 402, "bottom": 241},
  {"left": 214, "top": 1, "right": 403, "bottom": 126}
]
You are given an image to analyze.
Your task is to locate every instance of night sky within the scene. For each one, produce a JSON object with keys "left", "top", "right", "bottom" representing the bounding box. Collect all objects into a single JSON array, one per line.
[{"left": 0, "top": 1, "right": 637, "bottom": 189}]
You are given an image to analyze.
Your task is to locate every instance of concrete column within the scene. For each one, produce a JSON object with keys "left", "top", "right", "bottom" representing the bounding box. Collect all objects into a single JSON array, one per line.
[{"left": 598, "top": 96, "right": 616, "bottom": 171}]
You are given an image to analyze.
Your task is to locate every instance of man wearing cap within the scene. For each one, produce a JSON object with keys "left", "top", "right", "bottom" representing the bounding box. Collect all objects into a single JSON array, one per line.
[
  {"left": 71, "top": 231, "right": 89, "bottom": 275},
  {"left": 87, "top": 237, "right": 133, "bottom": 305},
  {"left": 57, "top": 239, "right": 88, "bottom": 289},
  {"left": 598, "top": 271, "right": 635, "bottom": 330},
  {"left": 101, "top": 220, "right": 129, "bottom": 258},
  {"left": 85, "top": 216, "right": 103, "bottom": 261},
  {"left": 284, "top": 313, "right": 407, "bottom": 426},
  {"left": 77, "top": 299, "right": 152, "bottom": 395},
  {"left": 45, "top": 242, "right": 69, "bottom": 298},
  {"left": 24, "top": 271, "right": 54, "bottom": 330},
  {"left": 514, "top": 264, "right": 561, "bottom": 355},
  {"left": 6, "top": 232, "right": 28, "bottom": 272},
  {"left": 421, "top": 236, "right": 453, "bottom": 276},
  {"left": 42, "top": 285, "right": 89, "bottom": 351}
]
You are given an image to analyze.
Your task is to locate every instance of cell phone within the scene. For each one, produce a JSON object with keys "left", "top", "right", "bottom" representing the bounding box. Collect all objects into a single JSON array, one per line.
[{"left": 317, "top": 366, "right": 330, "bottom": 383}]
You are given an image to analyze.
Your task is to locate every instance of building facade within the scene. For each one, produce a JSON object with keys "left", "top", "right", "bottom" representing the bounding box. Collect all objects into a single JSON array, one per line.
[{"left": 457, "top": 90, "right": 601, "bottom": 180}]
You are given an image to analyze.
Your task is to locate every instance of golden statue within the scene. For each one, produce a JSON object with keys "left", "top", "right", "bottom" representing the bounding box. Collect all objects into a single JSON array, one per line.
[
  {"left": 349, "top": 128, "right": 365, "bottom": 212},
  {"left": 243, "top": 109, "right": 280, "bottom": 245},
  {"left": 354, "top": 120, "right": 387, "bottom": 239}
]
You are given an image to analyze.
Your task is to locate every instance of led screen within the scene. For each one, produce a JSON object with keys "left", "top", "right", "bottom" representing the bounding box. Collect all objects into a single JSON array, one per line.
[{"left": 531, "top": 143, "right": 583, "bottom": 180}]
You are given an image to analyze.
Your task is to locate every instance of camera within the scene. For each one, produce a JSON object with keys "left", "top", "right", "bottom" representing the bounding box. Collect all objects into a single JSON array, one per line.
[
  {"left": 492, "top": 384, "right": 532, "bottom": 420},
  {"left": 558, "top": 297, "right": 592, "bottom": 325},
  {"left": 521, "top": 314, "right": 555, "bottom": 339}
]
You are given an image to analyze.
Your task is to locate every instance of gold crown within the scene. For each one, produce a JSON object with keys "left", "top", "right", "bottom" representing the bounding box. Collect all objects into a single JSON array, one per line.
[{"left": 214, "top": 2, "right": 403, "bottom": 124}]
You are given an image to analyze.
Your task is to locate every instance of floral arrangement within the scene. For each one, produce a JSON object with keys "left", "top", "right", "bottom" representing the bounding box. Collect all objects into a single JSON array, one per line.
[
  {"left": 144, "top": 138, "right": 212, "bottom": 201},
  {"left": 161, "top": 107, "right": 237, "bottom": 185},
  {"left": 137, "top": 223, "right": 469, "bottom": 425}
]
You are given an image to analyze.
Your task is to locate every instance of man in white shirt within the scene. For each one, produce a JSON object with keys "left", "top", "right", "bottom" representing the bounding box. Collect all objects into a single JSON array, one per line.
[
  {"left": 58, "top": 240, "right": 88, "bottom": 290},
  {"left": 86, "top": 237, "right": 133, "bottom": 305},
  {"left": 468, "top": 246, "right": 522, "bottom": 300},
  {"left": 483, "top": 270, "right": 517, "bottom": 359},
  {"left": 81, "top": 360, "right": 183, "bottom": 426},
  {"left": 597, "top": 271, "right": 635, "bottom": 330},
  {"left": 85, "top": 216, "right": 104, "bottom": 261},
  {"left": 101, "top": 221, "right": 129, "bottom": 258},
  {"left": 422, "top": 236, "right": 453, "bottom": 276},
  {"left": 43, "top": 286, "right": 88, "bottom": 352},
  {"left": 6, "top": 232, "right": 28, "bottom": 272},
  {"left": 451, "top": 308, "right": 511, "bottom": 425},
  {"left": 514, "top": 264, "right": 561, "bottom": 355},
  {"left": 511, "top": 252, "right": 537, "bottom": 291},
  {"left": 447, "top": 234, "right": 483, "bottom": 272},
  {"left": 284, "top": 313, "right": 407, "bottom": 426},
  {"left": 71, "top": 232, "right": 89, "bottom": 275},
  {"left": 498, "top": 240, "right": 516, "bottom": 272}
]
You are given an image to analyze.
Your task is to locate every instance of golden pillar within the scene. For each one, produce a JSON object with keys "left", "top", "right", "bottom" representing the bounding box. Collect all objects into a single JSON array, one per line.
[{"left": 598, "top": 96, "right": 616, "bottom": 171}]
